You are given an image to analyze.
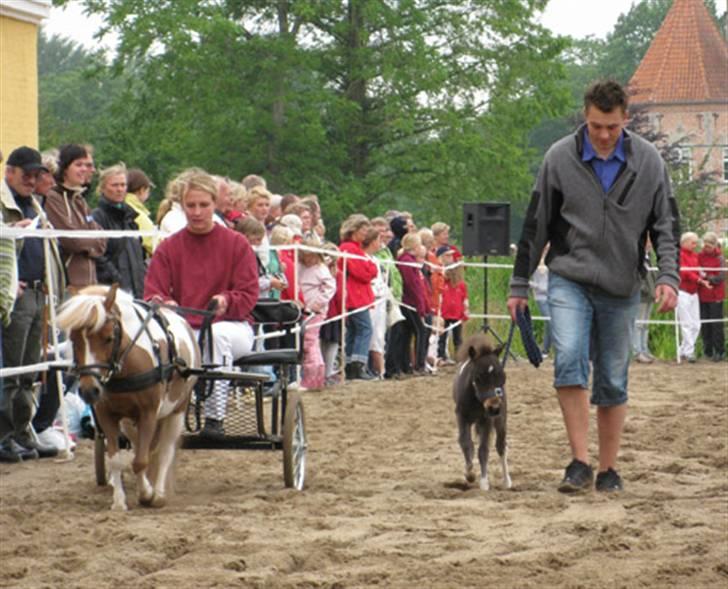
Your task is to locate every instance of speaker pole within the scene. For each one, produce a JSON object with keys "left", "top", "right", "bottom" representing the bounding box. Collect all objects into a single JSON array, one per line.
[{"left": 482, "top": 255, "right": 490, "bottom": 333}]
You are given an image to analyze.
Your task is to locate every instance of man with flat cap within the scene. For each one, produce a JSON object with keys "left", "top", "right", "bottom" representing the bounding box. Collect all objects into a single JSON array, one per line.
[{"left": 0, "top": 146, "right": 65, "bottom": 462}]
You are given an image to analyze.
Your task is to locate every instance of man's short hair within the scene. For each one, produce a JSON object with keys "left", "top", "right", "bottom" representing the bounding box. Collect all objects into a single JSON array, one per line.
[{"left": 584, "top": 80, "right": 628, "bottom": 113}]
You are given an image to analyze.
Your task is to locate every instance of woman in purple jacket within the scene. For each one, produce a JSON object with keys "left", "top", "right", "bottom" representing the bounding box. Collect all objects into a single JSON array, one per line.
[{"left": 393, "top": 233, "right": 429, "bottom": 376}]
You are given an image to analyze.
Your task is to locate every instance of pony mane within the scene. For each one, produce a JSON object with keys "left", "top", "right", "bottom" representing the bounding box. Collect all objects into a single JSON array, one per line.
[
  {"left": 456, "top": 333, "right": 498, "bottom": 363},
  {"left": 56, "top": 285, "right": 135, "bottom": 333}
]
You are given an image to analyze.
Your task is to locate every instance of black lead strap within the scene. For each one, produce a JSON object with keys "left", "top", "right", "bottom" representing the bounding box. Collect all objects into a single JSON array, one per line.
[{"left": 501, "top": 320, "right": 517, "bottom": 370}]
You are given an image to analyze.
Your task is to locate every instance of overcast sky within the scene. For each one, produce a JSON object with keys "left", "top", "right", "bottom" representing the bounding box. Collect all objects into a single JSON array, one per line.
[{"left": 44, "top": 0, "right": 640, "bottom": 50}]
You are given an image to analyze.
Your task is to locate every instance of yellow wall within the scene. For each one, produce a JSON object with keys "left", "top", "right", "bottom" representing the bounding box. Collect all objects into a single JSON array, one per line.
[{"left": 0, "top": 15, "right": 39, "bottom": 159}]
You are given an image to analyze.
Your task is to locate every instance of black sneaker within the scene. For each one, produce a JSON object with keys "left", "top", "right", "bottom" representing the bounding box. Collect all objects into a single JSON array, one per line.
[
  {"left": 595, "top": 468, "right": 624, "bottom": 492},
  {"left": 558, "top": 459, "right": 594, "bottom": 493},
  {"left": 200, "top": 418, "right": 225, "bottom": 440}
]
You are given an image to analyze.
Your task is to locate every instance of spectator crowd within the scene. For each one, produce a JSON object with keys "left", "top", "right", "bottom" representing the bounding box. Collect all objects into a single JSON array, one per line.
[{"left": 0, "top": 144, "right": 471, "bottom": 459}]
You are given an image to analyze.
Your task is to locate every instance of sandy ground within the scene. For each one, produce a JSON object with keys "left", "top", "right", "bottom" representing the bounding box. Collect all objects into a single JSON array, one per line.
[{"left": 1, "top": 357, "right": 727, "bottom": 589}]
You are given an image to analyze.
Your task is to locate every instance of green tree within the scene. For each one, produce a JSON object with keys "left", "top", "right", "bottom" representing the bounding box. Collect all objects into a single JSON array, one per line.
[
  {"left": 50, "top": 0, "right": 570, "bottom": 232},
  {"left": 37, "top": 30, "right": 123, "bottom": 153}
]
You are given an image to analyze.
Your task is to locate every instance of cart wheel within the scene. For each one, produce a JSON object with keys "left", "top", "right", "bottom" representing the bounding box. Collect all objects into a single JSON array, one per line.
[
  {"left": 94, "top": 434, "right": 107, "bottom": 486},
  {"left": 282, "top": 392, "right": 307, "bottom": 490}
]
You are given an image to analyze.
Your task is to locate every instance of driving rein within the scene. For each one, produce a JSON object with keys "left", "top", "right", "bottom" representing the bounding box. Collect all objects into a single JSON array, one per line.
[{"left": 73, "top": 302, "right": 199, "bottom": 393}]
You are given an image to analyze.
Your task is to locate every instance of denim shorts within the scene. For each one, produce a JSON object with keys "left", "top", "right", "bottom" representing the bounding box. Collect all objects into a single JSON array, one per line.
[{"left": 548, "top": 272, "right": 639, "bottom": 406}]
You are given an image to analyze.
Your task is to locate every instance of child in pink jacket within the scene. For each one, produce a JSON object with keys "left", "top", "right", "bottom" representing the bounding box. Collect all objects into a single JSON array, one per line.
[{"left": 298, "top": 239, "right": 336, "bottom": 389}]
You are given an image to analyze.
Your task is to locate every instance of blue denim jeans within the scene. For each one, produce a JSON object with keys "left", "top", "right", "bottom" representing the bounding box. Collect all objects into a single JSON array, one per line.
[
  {"left": 345, "top": 307, "right": 373, "bottom": 364},
  {"left": 548, "top": 272, "right": 639, "bottom": 406},
  {"left": 534, "top": 297, "right": 552, "bottom": 353}
]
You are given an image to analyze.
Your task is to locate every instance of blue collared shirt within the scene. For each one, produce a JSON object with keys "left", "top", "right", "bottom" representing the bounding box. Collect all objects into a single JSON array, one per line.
[{"left": 582, "top": 129, "right": 626, "bottom": 193}]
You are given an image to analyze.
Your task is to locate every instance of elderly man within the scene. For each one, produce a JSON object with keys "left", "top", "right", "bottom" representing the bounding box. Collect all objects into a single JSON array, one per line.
[{"left": 0, "top": 147, "right": 65, "bottom": 462}]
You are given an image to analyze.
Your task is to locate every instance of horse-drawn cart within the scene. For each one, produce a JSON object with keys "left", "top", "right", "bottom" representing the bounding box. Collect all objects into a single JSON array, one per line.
[{"left": 93, "top": 298, "right": 309, "bottom": 491}]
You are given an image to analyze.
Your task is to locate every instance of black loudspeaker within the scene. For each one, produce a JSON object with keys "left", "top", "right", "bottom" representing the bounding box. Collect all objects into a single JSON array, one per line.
[{"left": 462, "top": 202, "right": 510, "bottom": 256}]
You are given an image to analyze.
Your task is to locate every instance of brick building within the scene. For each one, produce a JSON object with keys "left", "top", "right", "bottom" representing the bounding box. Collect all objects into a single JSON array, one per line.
[{"left": 628, "top": 0, "right": 727, "bottom": 235}]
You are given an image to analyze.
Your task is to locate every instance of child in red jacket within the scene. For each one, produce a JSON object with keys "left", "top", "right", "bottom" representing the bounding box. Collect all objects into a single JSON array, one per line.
[
  {"left": 698, "top": 232, "right": 725, "bottom": 361},
  {"left": 438, "top": 259, "right": 469, "bottom": 360}
]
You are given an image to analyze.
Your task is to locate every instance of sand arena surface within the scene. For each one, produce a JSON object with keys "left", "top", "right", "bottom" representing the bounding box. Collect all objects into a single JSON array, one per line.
[{"left": 1, "top": 359, "right": 726, "bottom": 588}]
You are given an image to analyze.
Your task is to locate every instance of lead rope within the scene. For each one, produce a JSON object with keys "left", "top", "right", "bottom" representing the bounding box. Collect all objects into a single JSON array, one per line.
[{"left": 500, "top": 320, "right": 517, "bottom": 370}]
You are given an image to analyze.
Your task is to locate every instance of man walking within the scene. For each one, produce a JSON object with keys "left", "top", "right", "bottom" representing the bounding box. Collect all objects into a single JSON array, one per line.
[{"left": 507, "top": 80, "right": 679, "bottom": 493}]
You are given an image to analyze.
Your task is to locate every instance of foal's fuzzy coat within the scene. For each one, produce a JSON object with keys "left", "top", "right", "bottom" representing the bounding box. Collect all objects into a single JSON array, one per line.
[{"left": 452, "top": 334, "right": 512, "bottom": 490}]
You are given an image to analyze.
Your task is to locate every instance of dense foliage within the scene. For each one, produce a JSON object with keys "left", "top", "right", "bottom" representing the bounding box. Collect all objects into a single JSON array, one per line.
[{"left": 45, "top": 0, "right": 570, "bottom": 234}]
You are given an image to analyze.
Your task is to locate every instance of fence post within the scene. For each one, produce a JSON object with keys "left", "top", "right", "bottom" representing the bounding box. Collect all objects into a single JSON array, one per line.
[{"left": 43, "top": 236, "right": 72, "bottom": 461}]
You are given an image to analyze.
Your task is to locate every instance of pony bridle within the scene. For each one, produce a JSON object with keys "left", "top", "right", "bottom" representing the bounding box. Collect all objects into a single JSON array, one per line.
[
  {"left": 474, "top": 383, "right": 504, "bottom": 404},
  {"left": 73, "top": 312, "right": 125, "bottom": 386}
]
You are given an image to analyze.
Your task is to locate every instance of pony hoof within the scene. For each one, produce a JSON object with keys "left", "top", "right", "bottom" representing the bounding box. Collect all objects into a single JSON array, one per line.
[
  {"left": 111, "top": 502, "right": 128, "bottom": 512},
  {"left": 465, "top": 469, "right": 476, "bottom": 483},
  {"left": 139, "top": 495, "right": 154, "bottom": 507},
  {"left": 503, "top": 477, "right": 513, "bottom": 489},
  {"left": 150, "top": 494, "right": 166, "bottom": 508},
  {"left": 479, "top": 477, "right": 490, "bottom": 491}
]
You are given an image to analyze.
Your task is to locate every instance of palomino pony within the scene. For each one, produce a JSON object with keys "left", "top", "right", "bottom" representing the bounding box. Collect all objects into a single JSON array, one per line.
[
  {"left": 452, "top": 334, "right": 512, "bottom": 491},
  {"left": 57, "top": 285, "right": 200, "bottom": 511}
]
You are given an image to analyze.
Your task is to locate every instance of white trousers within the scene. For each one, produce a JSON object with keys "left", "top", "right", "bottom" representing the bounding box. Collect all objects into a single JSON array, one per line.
[
  {"left": 369, "top": 298, "right": 387, "bottom": 354},
  {"left": 194, "top": 321, "right": 254, "bottom": 421},
  {"left": 677, "top": 291, "right": 701, "bottom": 358}
]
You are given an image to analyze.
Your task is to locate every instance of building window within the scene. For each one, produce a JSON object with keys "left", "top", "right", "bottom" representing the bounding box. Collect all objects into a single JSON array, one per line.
[
  {"left": 723, "top": 147, "right": 728, "bottom": 183},
  {"left": 674, "top": 146, "right": 693, "bottom": 180}
]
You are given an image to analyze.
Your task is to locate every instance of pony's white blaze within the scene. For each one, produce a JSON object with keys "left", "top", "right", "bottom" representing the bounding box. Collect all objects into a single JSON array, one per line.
[{"left": 81, "top": 331, "right": 93, "bottom": 366}]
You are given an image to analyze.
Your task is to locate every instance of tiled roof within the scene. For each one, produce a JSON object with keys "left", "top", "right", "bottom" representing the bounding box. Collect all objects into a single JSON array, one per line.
[{"left": 628, "top": 0, "right": 728, "bottom": 105}]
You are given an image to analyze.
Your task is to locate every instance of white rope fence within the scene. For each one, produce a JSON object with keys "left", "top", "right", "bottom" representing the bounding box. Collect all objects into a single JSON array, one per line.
[{"left": 2, "top": 225, "right": 725, "bottom": 381}]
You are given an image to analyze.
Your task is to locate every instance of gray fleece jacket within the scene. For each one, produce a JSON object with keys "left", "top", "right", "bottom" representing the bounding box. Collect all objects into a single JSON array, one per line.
[{"left": 510, "top": 125, "right": 680, "bottom": 299}]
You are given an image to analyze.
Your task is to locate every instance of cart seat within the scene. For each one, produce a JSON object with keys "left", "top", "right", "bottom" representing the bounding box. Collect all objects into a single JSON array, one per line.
[{"left": 235, "top": 349, "right": 301, "bottom": 366}]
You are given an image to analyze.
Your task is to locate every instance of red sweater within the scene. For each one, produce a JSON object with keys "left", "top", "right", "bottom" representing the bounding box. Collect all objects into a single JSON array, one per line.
[
  {"left": 398, "top": 251, "right": 428, "bottom": 316},
  {"left": 678, "top": 248, "right": 701, "bottom": 295},
  {"left": 698, "top": 248, "right": 725, "bottom": 303},
  {"left": 337, "top": 240, "right": 377, "bottom": 309},
  {"left": 441, "top": 281, "right": 468, "bottom": 321},
  {"left": 144, "top": 224, "right": 259, "bottom": 328}
]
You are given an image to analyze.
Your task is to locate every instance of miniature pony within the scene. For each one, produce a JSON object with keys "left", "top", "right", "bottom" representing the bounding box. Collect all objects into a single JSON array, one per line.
[
  {"left": 57, "top": 285, "right": 200, "bottom": 511},
  {"left": 452, "top": 334, "right": 512, "bottom": 491}
]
